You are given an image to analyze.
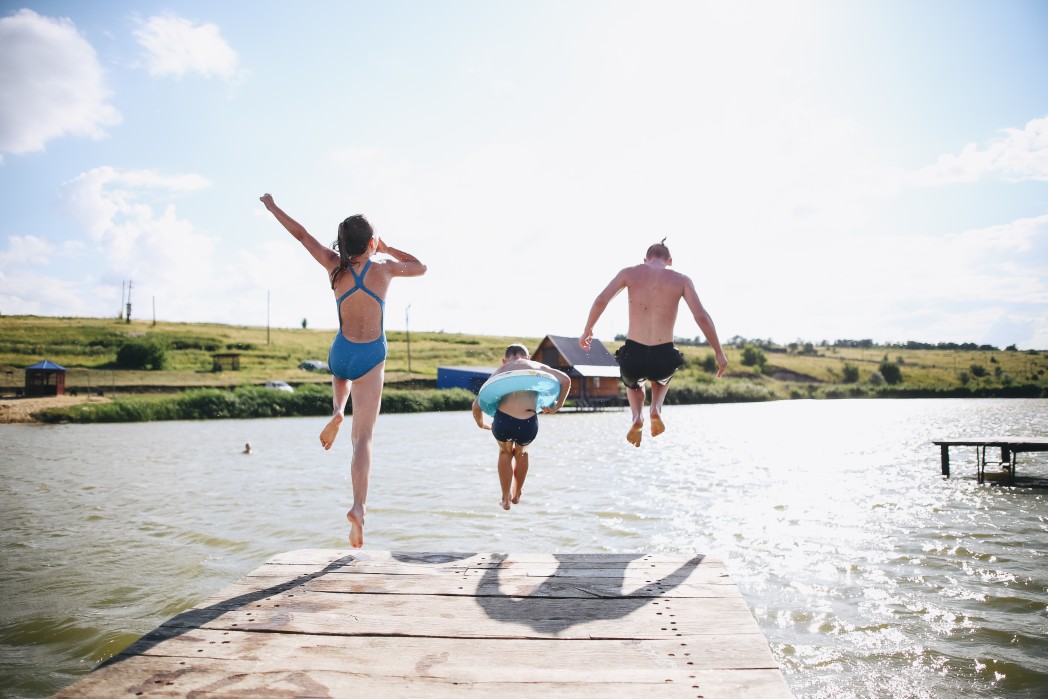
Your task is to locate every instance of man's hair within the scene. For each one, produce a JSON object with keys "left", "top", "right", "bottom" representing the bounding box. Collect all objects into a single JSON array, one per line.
[
  {"left": 645, "top": 238, "right": 671, "bottom": 261},
  {"left": 505, "top": 343, "right": 530, "bottom": 359}
]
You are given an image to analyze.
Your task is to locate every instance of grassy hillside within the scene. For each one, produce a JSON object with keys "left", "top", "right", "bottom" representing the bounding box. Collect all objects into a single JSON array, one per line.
[{"left": 1, "top": 315, "right": 1046, "bottom": 402}]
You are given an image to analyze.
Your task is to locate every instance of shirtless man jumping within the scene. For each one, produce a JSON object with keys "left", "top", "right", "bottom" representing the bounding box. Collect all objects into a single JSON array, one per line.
[{"left": 579, "top": 240, "right": 727, "bottom": 447}]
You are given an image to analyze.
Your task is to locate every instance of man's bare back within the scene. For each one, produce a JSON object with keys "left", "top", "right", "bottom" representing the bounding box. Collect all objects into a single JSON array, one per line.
[{"left": 622, "top": 263, "right": 689, "bottom": 346}]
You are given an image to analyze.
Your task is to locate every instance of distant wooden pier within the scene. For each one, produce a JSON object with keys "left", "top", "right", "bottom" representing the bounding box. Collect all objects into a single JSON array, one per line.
[
  {"left": 934, "top": 437, "right": 1048, "bottom": 484},
  {"left": 55, "top": 549, "right": 793, "bottom": 698}
]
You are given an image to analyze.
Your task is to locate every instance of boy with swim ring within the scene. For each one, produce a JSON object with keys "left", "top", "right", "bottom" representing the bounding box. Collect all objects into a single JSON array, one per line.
[
  {"left": 260, "top": 193, "right": 426, "bottom": 548},
  {"left": 472, "top": 344, "right": 570, "bottom": 510},
  {"left": 580, "top": 239, "right": 727, "bottom": 447}
]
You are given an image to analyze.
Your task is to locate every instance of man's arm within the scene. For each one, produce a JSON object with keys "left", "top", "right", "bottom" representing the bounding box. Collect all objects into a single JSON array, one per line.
[
  {"left": 682, "top": 277, "right": 727, "bottom": 377},
  {"left": 260, "top": 194, "right": 337, "bottom": 270},
  {"left": 579, "top": 269, "right": 628, "bottom": 350}
]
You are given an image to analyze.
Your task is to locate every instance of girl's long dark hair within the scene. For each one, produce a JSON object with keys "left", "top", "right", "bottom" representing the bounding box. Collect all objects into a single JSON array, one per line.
[{"left": 331, "top": 214, "right": 374, "bottom": 287}]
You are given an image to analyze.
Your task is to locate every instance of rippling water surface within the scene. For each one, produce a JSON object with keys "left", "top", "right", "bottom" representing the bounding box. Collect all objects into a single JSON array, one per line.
[{"left": 2, "top": 398, "right": 1046, "bottom": 698}]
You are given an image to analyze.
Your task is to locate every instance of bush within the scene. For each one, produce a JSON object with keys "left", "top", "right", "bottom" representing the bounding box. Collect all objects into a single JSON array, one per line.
[
  {"left": 878, "top": 358, "right": 903, "bottom": 385},
  {"left": 970, "top": 364, "right": 988, "bottom": 378},
  {"left": 741, "top": 345, "right": 766, "bottom": 369},
  {"left": 116, "top": 339, "right": 168, "bottom": 370},
  {"left": 868, "top": 371, "right": 885, "bottom": 386},
  {"left": 842, "top": 363, "right": 860, "bottom": 383},
  {"left": 701, "top": 354, "right": 720, "bottom": 374}
]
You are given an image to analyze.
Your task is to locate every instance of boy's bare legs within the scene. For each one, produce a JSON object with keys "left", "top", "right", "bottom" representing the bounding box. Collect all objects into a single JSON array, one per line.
[
  {"left": 345, "top": 363, "right": 384, "bottom": 548},
  {"left": 625, "top": 384, "right": 646, "bottom": 447},
  {"left": 497, "top": 441, "right": 514, "bottom": 510},
  {"left": 511, "top": 447, "right": 529, "bottom": 504},
  {"left": 649, "top": 381, "right": 670, "bottom": 437},
  {"left": 321, "top": 377, "right": 351, "bottom": 450}
]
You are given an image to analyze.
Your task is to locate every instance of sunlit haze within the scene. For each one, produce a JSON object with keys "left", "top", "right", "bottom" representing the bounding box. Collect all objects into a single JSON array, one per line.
[{"left": 2, "top": 1, "right": 1046, "bottom": 347}]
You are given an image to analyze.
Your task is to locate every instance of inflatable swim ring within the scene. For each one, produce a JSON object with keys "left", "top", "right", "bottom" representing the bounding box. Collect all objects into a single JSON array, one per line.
[{"left": 477, "top": 369, "right": 561, "bottom": 417}]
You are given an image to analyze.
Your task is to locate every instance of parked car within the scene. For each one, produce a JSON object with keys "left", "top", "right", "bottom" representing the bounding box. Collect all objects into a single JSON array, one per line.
[
  {"left": 298, "top": 360, "right": 330, "bottom": 372},
  {"left": 264, "top": 380, "right": 294, "bottom": 393}
]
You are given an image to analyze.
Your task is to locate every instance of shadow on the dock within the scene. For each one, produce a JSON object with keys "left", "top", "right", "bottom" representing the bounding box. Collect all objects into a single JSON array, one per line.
[
  {"left": 475, "top": 553, "right": 704, "bottom": 633},
  {"left": 98, "top": 553, "right": 359, "bottom": 669}
]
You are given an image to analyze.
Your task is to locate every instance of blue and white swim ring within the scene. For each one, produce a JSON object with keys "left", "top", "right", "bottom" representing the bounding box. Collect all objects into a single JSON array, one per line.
[{"left": 477, "top": 369, "right": 561, "bottom": 417}]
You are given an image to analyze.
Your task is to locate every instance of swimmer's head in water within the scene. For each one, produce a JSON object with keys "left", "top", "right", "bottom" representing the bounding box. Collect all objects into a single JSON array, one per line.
[
  {"left": 645, "top": 238, "right": 671, "bottom": 262},
  {"left": 505, "top": 343, "right": 530, "bottom": 360}
]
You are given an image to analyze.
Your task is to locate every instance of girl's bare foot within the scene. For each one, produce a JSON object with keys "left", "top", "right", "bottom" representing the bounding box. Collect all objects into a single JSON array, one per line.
[
  {"left": 650, "top": 413, "right": 665, "bottom": 437},
  {"left": 511, "top": 484, "right": 522, "bottom": 505},
  {"left": 320, "top": 414, "right": 343, "bottom": 450},
  {"left": 626, "top": 420, "right": 643, "bottom": 447},
  {"left": 346, "top": 508, "right": 365, "bottom": 548},
  {"left": 500, "top": 497, "right": 511, "bottom": 511}
]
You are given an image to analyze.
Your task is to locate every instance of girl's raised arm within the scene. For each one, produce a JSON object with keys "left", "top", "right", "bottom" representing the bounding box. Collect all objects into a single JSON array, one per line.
[
  {"left": 260, "top": 194, "right": 337, "bottom": 270},
  {"left": 375, "top": 237, "right": 427, "bottom": 277}
]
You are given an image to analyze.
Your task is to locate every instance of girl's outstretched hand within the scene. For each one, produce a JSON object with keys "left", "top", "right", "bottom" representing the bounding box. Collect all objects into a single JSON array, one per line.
[{"left": 260, "top": 193, "right": 275, "bottom": 209}]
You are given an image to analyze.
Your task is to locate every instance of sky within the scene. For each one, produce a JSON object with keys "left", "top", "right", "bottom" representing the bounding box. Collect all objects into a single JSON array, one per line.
[{"left": 1, "top": 0, "right": 1047, "bottom": 349}]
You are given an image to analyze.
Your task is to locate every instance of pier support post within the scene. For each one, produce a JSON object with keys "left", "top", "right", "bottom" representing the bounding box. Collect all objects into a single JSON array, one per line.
[{"left": 940, "top": 444, "right": 950, "bottom": 477}]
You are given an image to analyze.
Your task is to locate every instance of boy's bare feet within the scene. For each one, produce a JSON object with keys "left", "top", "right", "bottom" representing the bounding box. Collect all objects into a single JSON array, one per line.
[
  {"left": 626, "top": 420, "right": 643, "bottom": 447},
  {"left": 500, "top": 497, "right": 511, "bottom": 511},
  {"left": 650, "top": 413, "right": 665, "bottom": 437},
  {"left": 320, "top": 414, "right": 343, "bottom": 450},
  {"left": 511, "top": 482, "right": 523, "bottom": 504},
  {"left": 346, "top": 508, "right": 365, "bottom": 548}
]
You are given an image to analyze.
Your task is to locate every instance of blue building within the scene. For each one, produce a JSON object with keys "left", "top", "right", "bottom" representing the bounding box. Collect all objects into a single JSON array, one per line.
[{"left": 436, "top": 366, "right": 497, "bottom": 393}]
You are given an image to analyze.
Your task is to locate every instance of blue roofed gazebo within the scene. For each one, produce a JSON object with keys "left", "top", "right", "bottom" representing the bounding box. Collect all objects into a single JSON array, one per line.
[{"left": 25, "top": 360, "right": 68, "bottom": 397}]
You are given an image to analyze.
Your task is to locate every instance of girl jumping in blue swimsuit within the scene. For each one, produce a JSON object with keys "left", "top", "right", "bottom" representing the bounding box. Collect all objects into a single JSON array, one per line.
[{"left": 261, "top": 193, "right": 427, "bottom": 548}]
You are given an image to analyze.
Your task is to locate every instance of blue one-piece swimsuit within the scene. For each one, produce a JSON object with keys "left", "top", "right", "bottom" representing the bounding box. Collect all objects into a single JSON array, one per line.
[{"left": 328, "top": 259, "right": 387, "bottom": 381}]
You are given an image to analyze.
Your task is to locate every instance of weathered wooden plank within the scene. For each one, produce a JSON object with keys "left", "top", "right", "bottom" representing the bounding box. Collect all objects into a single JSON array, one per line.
[
  {"left": 251, "top": 559, "right": 727, "bottom": 577},
  {"left": 159, "top": 591, "right": 761, "bottom": 639},
  {"left": 56, "top": 654, "right": 792, "bottom": 698},
  {"left": 212, "top": 574, "right": 740, "bottom": 600},
  {"left": 115, "top": 627, "right": 780, "bottom": 674},
  {"left": 264, "top": 550, "right": 715, "bottom": 566}
]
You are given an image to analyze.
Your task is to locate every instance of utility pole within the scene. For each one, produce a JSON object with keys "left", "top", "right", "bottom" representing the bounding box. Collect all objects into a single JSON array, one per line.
[
  {"left": 406, "top": 304, "right": 412, "bottom": 373},
  {"left": 125, "top": 280, "right": 132, "bottom": 324}
]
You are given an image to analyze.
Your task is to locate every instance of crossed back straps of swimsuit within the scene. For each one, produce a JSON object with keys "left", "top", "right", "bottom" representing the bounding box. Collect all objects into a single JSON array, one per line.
[{"left": 336, "top": 259, "right": 386, "bottom": 338}]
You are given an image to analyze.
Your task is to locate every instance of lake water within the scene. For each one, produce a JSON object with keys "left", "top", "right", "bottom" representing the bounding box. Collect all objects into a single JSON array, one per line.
[{"left": 1, "top": 398, "right": 1046, "bottom": 698}]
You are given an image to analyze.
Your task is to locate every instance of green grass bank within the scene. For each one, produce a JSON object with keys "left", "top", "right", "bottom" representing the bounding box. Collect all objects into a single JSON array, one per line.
[{"left": 2, "top": 315, "right": 1046, "bottom": 424}]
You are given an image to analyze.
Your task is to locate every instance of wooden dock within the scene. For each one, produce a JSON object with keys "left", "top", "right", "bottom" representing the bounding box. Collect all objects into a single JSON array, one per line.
[
  {"left": 55, "top": 550, "right": 793, "bottom": 698},
  {"left": 934, "top": 436, "right": 1048, "bottom": 484}
]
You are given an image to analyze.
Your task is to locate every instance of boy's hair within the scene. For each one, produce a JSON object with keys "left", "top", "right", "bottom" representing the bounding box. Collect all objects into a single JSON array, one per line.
[
  {"left": 505, "top": 343, "right": 530, "bottom": 359},
  {"left": 645, "top": 238, "right": 671, "bottom": 261}
]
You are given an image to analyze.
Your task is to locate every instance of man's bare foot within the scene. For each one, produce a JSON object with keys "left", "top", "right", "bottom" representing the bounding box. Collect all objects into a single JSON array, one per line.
[
  {"left": 650, "top": 413, "right": 665, "bottom": 437},
  {"left": 320, "top": 414, "right": 343, "bottom": 450},
  {"left": 626, "top": 420, "right": 643, "bottom": 447},
  {"left": 511, "top": 483, "right": 522, "bottom": 504},
  {"left": 346, "top": 508, "right": 365, "bottom": 548}
]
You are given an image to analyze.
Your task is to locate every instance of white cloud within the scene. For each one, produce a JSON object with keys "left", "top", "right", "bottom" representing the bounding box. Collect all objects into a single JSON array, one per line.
[
  {"left": 0, "top": 235, "right": 53, "bottom": 267},
  {"left": 0, "top": 9, "right": 121, "bottom": 161},
  {"left": 57, "top": 167, "right": 216, "bottom": 299},
  {"left": 907, "top": 114, "right": 1048, "bottom": 186},
  {"left": 134, "top": 14, "right": 240, "bottom": 82}
]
